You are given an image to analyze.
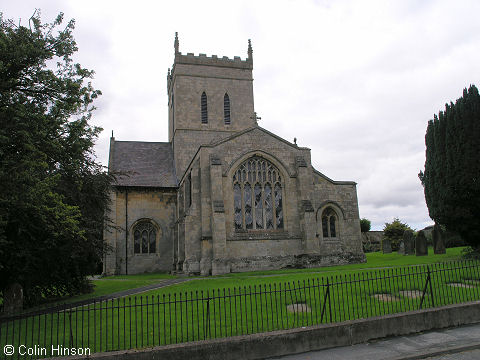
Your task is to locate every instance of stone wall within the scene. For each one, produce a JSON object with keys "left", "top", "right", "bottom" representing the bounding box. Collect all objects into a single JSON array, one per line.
[
  {"left": 169, "top": 60, "right": 256, "bottom": 178},
  {"left": 104, "top": 188, "right": 176, "bottom": 275},
  {"left": 176, "top": 127, "right": 365, "bottom": 275},
  {"left": 312, "top": 172, "right": 365, "bottom": 259}
]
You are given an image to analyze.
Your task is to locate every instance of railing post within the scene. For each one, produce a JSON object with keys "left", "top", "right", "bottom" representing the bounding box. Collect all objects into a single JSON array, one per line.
[
  {"left": 68, "top": 309, "right": 74, "bottom": 348},
  {"left": 419, "top": 266, "right": 432, "bottom": 310},
  {"left": 320, "top": 278, "right": 331, "bottom": 323},
  {"left": 205, "top": 294, "right": 211, "bottom": 339},
  {"left": 428, "top": 266, "right": 435, "bottom": 307}
]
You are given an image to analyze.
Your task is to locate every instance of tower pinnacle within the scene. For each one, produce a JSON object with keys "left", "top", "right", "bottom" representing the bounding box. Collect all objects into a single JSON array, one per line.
[
  {"left": 174, "top": 32, "right": 179, "bottom": 55},
  {"left": 247, "top": 39, "right": 253, "bottom": 62}
]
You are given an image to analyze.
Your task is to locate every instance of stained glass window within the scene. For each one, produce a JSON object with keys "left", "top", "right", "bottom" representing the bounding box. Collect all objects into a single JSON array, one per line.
[
  {"left": 133, "top": 221, "right": 157, "bottom": 254},
  {"left": 321, "top": 208, "right": 338, "bottom": 238},
  {"left": 274, "top": 183, "right": 283, "bottom": 229},
  {"left": 134, "top": 230, "right": 141, "bottom": 253},
  {"left": 149, "top": 230, "right": 156, "bottom": 253},
  {"left": 322, "top": 217, "right": 329, "bottom": 238},
  {"left": 233, "top": 156, "right": 284, "bottom": 231},
  {"left": 255, "top": 183, "right": 263, "bottom": 229},
  {"left": 244, "top": 183, "right": 253, "bottom": 229},
  {"left": 265, "top": 183, "right": 273, "bottom": 229},
  {"left": 234, "top": 183, "right": 242, "bottom": 229},
  {"left": 330, "top": 216, "right": 336, "bottom": 237},
  {"left": 141, "top": 230, "right": 148, "bottom": 253}
]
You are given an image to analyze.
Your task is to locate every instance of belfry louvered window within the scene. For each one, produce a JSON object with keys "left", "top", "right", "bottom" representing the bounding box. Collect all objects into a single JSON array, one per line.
[
  {"left": 233, "top": 156, "right": 284, "bottom": 230},
  {"left": 201, "top": 92, "right": 208, "bottom": 124},
  {"left": 224, "top": 93, "right": 231, "bottom": 125},
  {"left": 133, "top": 221, "right": 156, "bottom": 254}
]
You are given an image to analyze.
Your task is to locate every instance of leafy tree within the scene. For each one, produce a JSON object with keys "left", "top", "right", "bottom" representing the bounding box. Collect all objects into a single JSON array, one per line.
[
  {"left": 419, "top": 85, "right": 480, "bottom": 249},
  {"left": 0, "top": 11, "right": 112, "bottom": 307},
  {"left": 383, "top": 218, "right": 413, "bottom": 251},
  {"left": 360, "top": 218, "right": 371, "bottom": 232}
]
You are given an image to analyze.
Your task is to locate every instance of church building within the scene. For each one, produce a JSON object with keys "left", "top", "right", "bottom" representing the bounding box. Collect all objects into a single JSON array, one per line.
[{"left": 103, "top": 34, "right": 365, "bottom": 276}]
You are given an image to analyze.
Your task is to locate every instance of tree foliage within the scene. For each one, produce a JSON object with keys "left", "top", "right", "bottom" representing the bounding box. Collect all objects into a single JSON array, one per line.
[
  {"left": 0, "top": 11, "right": 112, "bottom": 306},
  {"left": 383, "top": 218, "right": 412, "bottom": 251},
  {"left": 419, "top": 85, "right": 480, "bottom": 249},
  {"left": 360, "top": 218, "right": 371, "bottom": 232}
]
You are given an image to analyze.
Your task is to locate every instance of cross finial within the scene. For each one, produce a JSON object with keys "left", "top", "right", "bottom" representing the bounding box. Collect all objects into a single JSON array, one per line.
[
  {"left": 250, "top": 111, "right": 261, "bottom": 125},
  {"left": 174, "top": 32, "right": 179, "bottom": 55}
]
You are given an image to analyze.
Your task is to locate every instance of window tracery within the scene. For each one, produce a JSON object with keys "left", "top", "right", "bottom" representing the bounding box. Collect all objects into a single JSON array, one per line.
[
  {"left": 321, "top": 207, "right": 338, "bottom": 238},
  {"left": 233, "top": 156, "right": 284, "bottom": 230},
  {"left": 133, "top": 221, "right": 156, "bottom": 254}
]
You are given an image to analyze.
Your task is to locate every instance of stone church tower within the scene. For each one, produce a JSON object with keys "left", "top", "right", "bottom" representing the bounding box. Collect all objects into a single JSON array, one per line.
[{"left": 103, "top": 34, "right": 365, "bottom": 276}]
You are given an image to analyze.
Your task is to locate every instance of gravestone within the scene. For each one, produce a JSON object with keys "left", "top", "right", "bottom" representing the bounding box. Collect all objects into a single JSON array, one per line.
[
  {"left": 432, "top": 224, "right": 446, "bottom": 254},
  {"left": 403, "top": 230, "right": 415, "bottom": 255},
  {"left": 416, "top": 230, "right": 428, "bottom": 256},
  {"left": 397, "top": 240, "right": 405, "bottom": 255},
  {"left": 3, "top": 283, "right": 23, "bottom": 314},
  {"left": 382, "top": 237, "right": 392, "bottom": 254}
]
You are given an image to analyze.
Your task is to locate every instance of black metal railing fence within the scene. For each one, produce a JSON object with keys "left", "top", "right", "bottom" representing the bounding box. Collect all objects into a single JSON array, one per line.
[{"left": 1, "top": 260, "right": 480, "bottom": 359}]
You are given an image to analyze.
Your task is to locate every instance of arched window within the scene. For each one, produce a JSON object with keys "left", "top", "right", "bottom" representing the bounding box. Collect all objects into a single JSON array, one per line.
[
  {"left": 201, "top": 92, "right": 208, "bottom": 124},
  {"left": 224, "top": 93, "right": 231, "bottom": 125},
  {"left": 233, "top": 156, "right": 284, "bottom": 230},
  {"left": 321, "top": 208, "right": 338, "bottom": 238},
  {"left": 133, "top": 221, "right": 156, "bottom": 254}
]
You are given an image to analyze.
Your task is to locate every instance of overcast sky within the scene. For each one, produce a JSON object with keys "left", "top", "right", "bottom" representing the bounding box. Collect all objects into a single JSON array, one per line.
[{"left": 4, "top": 0, "right": 480, "bottom": 230}]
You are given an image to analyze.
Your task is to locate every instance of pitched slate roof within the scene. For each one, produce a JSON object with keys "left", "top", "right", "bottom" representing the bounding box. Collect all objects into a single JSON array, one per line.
[{"left": 110, "top": 140, "right": 177, "bottom": 188}]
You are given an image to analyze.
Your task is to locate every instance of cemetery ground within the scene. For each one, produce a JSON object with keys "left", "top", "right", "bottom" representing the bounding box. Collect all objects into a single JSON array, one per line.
[{"left": 2, "top": 246, "right": 480, "bottom": 358}]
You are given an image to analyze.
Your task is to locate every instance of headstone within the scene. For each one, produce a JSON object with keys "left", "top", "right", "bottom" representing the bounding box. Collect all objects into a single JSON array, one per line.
[
  {"left": 397, "top": 240, "right": 405, "bottom": 255},
  {"left": 3, "top": 283, "right": 23, "bottom": 314},
  {"left": 382, "top": 237, "right": 392, "bottom": 254},
  {"left": 403, "top": 230, "right": 415, "bottom": 255},
  {"left": 432, "top": 224, "right": 446, "bottom": 254},
  {"left": 361, "top": 232, "right": 382, "bottom": 253},
  {"left": 416, "top": 230, "right": 428, "bottom": 256}
]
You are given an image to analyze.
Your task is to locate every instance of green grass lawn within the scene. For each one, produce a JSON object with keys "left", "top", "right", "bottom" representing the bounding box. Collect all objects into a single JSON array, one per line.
[
  {"left": 17, "top": 247, "right": 464, "bottom": 315},
  {"left": 134, "top": 246, "right": 466, "bottom": 296},
  {"left": 68, "top": 247, "right": 463, "bottom": 303},
  {"left": 20, "top": 273, "right": 177, "bottom": 314},
  {"left": 74, "top": 273, "right": 176, "bottom": 301},
  {"left": 3, "top": 247, "right": 478, "bottom": 358},
  {"left": 89, "top": 272, "right": 176, "bottom": 297}
]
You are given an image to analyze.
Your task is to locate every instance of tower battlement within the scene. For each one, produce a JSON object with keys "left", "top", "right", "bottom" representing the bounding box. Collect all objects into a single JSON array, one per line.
[
  {"left": 175, "top": 52, "right": 252, "bottom": 68},
  {"left": 167, "top": 33, "right": 253, "bottom": 93}
]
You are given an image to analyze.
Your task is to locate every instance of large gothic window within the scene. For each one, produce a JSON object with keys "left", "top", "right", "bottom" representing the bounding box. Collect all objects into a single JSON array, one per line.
[
  {"left": 133, "top": 221, "right": 156, "bottom": 254},
  {"left": 224, "top": 93, "right": 231, "bottom": 125},
  {"left": 321, "top": 208, "right": 338, "bottom": 238},
  {"left": 233, "top": 156, "right": 284, "bottom": 230},
  {"left": 201, "top": 92, "right": 208, "bottom": 124}
]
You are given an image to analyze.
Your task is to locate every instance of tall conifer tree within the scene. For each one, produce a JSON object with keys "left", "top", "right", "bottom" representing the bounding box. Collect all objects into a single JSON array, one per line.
[{"left": 419, "top": 85, "right": 480, "bottom": 248}]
